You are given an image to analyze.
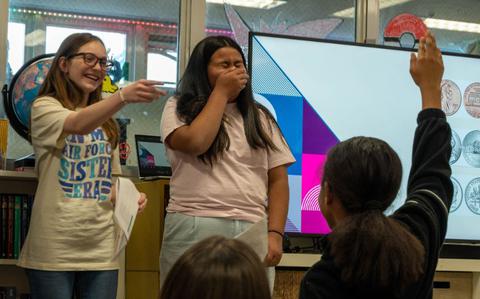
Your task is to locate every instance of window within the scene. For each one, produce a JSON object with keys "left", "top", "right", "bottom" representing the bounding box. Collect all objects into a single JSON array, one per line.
[
  {"left": 46, "top": 26, "right": 127, "bottom": 83},
  {"left": 4, "top": 1, "right": 181, "bottom": 166},
  {"left": 206, "top": 0, "right": 356, "bottom": 48},
  {"left": 7, "top": 22, "right": 25, "bottom": 80},
  {"left": 147, "top": 51, "right": 177, "bottom": 89},
  {"left": 377, "top": 0, "right": 480, "bottom": 53}
]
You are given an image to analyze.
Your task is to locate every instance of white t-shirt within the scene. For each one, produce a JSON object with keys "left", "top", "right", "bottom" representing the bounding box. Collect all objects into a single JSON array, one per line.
[
  {"left": 160, "top": 97, "right": 295, "bottom": 223},
  {"left": 18, "top": 96, "right": 121, "bottom": 271}
]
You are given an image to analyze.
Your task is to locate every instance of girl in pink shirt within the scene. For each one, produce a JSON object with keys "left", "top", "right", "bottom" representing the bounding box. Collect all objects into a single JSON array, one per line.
[{"left": 160, "top": 36, "right": 295, "bottom": 288}]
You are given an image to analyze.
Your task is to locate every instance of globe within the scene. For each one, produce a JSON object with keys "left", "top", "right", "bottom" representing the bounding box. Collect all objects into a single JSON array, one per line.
[
  {"left": 2, "top": 54, "right": 54, "bottom": 140},
  {"left": 2, "top": 54, "right": 120, "bottom": 141}
]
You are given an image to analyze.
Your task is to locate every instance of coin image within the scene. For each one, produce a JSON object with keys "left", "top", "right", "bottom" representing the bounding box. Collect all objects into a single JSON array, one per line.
[
  {"left": 462, "top": 130, "right": 480, "bottom": 168},
  {"left": 450, "top": 177, "right": 462, "bottom": 213},
  {"left": 464, "top": 83, "right": 480, "bottom": 118},
  {"left": 465, "top": 177, "right": 480, "bottom": 215},
  {"left": 441, "top": 80, "right": 461, "bottom": 116},
  {"left": 450, "top": 130, "right": 462, "bottom": 165}
]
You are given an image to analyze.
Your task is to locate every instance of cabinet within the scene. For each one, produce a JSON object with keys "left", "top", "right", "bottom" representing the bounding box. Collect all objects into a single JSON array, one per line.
[
  {"left": 125, "top": 179, "right": 169, "bottom": 299},
  {"left": 274, "top": 254, "right": 480, "bottom": 299}
]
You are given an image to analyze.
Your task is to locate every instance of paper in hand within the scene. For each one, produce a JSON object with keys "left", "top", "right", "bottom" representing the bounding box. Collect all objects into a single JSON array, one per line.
[
  {"left": 234, "top": 218, "right": 268, "bottom": 260},
  {"left": 113, "top": 177, "right": 140, "bottom": 259}
]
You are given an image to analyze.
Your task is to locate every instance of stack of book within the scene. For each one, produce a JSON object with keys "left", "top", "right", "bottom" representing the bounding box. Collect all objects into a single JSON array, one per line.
[{"left": 0, "top": 194, "right": 33, "bottom": 259}]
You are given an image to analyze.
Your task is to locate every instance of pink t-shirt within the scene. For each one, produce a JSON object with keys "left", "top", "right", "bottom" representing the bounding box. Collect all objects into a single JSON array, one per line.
[{"left": 160, "top": 97, "right": 295, "bottom": 223}]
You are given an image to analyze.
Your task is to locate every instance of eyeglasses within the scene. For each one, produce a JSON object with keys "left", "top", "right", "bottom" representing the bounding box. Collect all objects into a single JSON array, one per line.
[{"left": 68, "top": 52, "right": 113, "bottom": 71}]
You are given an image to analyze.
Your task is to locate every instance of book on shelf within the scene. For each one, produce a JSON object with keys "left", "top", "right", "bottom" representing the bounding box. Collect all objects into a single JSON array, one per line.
[
  {"left": 13, "top": 195, "right": 21, "bottom": 259},
  {"left": 0, "top": 194, "right": 33, "bottom": 259},
  {"left": 7, "top": 195, "right": 13, "bottom": 259},
  {"left": 0, "top": 286, "right": 17, "bottom": 299},
  {"left": 1, "top": 195, "right": 7, "bottom": 258}
]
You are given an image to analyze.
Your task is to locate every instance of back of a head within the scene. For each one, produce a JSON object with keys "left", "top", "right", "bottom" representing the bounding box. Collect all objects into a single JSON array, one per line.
[
  {"left": 160, "top": 236, "right": 271, "bottom": 299},
  {"left": 323, "top": 136, "right": 425, "bottom": 296}
]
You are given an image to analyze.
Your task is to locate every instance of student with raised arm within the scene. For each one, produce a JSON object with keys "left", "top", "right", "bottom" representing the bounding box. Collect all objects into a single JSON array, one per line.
[
  {"left": 300, "top": 31, "right": 452, "bottom": 298},
  {"left": 18, "top": 33, "right": 166, "bottom": 299},
  {"left": 159, "top": 36, "right": 295, "bottom": 287}
]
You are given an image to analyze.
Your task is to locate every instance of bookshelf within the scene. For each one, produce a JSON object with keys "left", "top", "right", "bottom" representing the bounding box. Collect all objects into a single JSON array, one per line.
[
  {"left": 0, "top": 170, "right": 36, "bottom": 180},
  {"left": 0, "top": 170, "right": 36, "bottom": 297},
  {"left": 0, "top": 169, "right": 129, "bottom": 299},
  {"left": 0, "top": 259, "right": 18, "bottom": 265},
  {"left": 0, "top": 170, "right": 37, "bottom": 197}
]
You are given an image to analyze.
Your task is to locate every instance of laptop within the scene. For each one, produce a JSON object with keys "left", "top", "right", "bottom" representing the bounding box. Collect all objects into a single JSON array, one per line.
[{"left": 134, "top": 134, "right": 172, "bottom": 180}]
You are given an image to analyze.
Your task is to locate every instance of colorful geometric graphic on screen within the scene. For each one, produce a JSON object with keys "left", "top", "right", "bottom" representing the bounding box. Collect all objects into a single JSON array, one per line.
[
  {"left": 251, "top": 36, "right": 339, "bottom": 234},
  {"left": 138, "top": 144, "right": 156, "bottom": 168}
]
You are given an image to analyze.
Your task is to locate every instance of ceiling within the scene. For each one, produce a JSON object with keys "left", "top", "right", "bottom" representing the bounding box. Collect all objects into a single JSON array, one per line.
[
  {"left": 8, "top": 0, "right": 480, "bottom": 51},
  {"left": 8, "top": 0, "right": 355, "bottom": 27}
]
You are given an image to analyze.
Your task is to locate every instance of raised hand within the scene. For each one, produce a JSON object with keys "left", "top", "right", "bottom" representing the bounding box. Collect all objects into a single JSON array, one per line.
[
  {"left": 410, "top": 31, "right": 444, "bottom": 109},
  {"left": 213, "top": 67, "right": 249, "bottom": 101},
  {"left": 119, "top": 79, "right": 167, "bottom": 104}
]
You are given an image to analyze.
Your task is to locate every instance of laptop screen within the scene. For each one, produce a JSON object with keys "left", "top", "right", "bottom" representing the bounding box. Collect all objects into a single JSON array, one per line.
[{"left": 134, "top": 134, "right": 172, "bottom": 179}]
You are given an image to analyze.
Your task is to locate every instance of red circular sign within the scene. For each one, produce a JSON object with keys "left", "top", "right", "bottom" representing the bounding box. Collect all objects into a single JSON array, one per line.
[{"left": 384, "top": 13, "right": 428, "bottom": 43}]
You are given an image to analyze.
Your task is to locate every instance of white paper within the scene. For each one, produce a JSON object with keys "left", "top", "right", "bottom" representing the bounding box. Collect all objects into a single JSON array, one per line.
[
  {"left": 113, "top": 177, "right": 140, "bottom": 259},
  {"left": 234, "top": 218, "right": 268, "bottom": 260},
  {"left": 235, "top": 218, "right": 275, "bottom": 292}
]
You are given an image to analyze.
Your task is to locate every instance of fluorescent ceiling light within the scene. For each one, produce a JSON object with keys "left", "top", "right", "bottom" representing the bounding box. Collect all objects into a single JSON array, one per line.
[
  {"left": 333, "top": 0, "right": 412, "bottom": 18},
  {"left": 424, "top": 18, "right": 480, "bottom": 34},
  {"left": 206, "top": 0, "right": 286, "bottom": 9}
]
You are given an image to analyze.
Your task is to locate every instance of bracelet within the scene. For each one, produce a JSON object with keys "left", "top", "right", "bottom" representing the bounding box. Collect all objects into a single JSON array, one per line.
[
  {"left": 118, "top": 89, "right": 127, "bottom": 104},
  {"left": 268, "top": 229, "right": 284, "bottom": 238}
]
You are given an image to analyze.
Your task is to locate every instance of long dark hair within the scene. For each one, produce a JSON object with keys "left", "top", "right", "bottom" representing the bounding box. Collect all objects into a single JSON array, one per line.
[
  {"left": 160, "top": 236, "right": 271, "bottom": 299},
  {"left": 36, "top": 33, "right": 119, "bottom": 148},
  {"left": 323, "top": 137, "right": 424, "bottom": 296},
  {"left": 176, "top": 35, "right": 279, "bottom": 164}
]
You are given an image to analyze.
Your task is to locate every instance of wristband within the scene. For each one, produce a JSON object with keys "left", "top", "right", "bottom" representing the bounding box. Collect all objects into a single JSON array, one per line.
[
  {"left": 119, "top": 89, "right": 127, "bottom": 104},
  {"left": 268, "top": 229, "right": 284, "bottom": 238}
]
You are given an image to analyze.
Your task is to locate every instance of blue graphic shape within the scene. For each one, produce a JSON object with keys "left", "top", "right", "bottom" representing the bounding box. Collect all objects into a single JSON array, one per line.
[{"left": 261, "top": 94, "right": 302, "bottom": 175}]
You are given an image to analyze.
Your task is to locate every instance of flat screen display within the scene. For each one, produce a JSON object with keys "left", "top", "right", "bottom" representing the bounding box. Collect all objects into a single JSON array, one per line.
[
  {"left": 249, "top": 32, "right": 480, "bottom": 241},
  {"left": 135, "top": 135, "right": 172, "bottom": 179}
]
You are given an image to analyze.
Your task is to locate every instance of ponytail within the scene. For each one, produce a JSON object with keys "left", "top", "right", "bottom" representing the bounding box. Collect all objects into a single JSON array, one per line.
[
  {"left": 329, "top": 210, "right": 424, "bottom": 296},
  {"left": 322, "top": 136, "right": 426, "bottom": 296}
]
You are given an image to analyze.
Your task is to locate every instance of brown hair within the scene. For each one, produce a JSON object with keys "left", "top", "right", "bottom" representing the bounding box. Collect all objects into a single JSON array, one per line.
[
  {"left": 160, "top": 236, "right": 271, "bottom": 299},
  {"left": 176, "top": 35, "right": 281, "bottom": 165},
  {"left": 37, "top": 33, "right": 119, "bottom": 148},
  {"left": 323, "top": 136, "right": 424, "bottom": 296}
]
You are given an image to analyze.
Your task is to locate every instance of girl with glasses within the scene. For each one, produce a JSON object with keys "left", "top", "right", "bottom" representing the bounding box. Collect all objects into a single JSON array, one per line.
[
  {"left": 68, "top": 52, "right": 114, "bottom": 71},
  {"left": 17, "top": 32, "right": 166, "bottom": 299}
]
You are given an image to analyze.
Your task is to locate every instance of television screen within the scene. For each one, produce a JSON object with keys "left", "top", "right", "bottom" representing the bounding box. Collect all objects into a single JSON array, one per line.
[{"left": 249, "top": 32, "right": 480, "bottom": 241}]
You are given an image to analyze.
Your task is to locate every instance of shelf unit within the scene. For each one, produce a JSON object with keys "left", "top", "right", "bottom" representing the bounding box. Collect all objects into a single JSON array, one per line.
[
  {"left": 0, "top": 169, "right": 128, "bottom": 299},
  {"left": 0, "top": 259, "right": 18, "bottom": 265},
  {"left": 277, "top": 254, "right": 480, "bottom": 298},
  {"left": 0, "top": 170, "right": 37, "bottom": 295}
]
